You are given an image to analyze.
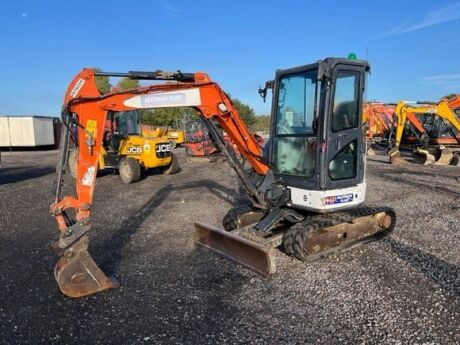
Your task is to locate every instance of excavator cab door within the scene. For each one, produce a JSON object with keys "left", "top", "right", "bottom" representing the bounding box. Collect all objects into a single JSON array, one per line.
[{"left": 323, "top": 66, "right": 365, "bottom": 189}]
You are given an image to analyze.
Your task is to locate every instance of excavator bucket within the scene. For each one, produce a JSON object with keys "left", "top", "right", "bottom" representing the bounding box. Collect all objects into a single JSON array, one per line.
[
  {"left": 388, "top": 148, "right": 409, "bottom": 165},
  {"left": 414, "top": 148, "right": 436, "bottom": 165},
  {"left": 54, "top": 235, "right": 119, "bottom": 298},
  {"left": 194, "top": 222, "right": 277, "bottom": 277},
  {"left": 433, "top": 147, "right": 454, "bottom": 165}
]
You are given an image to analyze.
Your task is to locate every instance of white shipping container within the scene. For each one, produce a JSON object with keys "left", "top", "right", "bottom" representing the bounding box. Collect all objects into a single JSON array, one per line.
[
  {"left": 0, "top": 117, "right": 10, "bottom": 146},
  {"left": 0, "top": 116, "right": 55, "bottom": 146}
]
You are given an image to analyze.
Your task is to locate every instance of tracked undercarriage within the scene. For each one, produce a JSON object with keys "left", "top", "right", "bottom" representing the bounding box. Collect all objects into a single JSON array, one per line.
[{"left": 195, "top": 205, "right": 396, "bottom": 276}]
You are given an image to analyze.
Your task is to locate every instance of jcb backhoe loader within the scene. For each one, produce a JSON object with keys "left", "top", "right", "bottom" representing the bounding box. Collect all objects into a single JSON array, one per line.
[
  {"left": 388, "top": 100, "right": 460, "bottom": 165},
  {"left": 50, "top": 58, "right": 396, "bottom": 298},
  {"left": 143, "top": 126, "right": 185, "bottom": 148},
  {"left": 68, "top": 110, "right": 180, "bottom": 183}
]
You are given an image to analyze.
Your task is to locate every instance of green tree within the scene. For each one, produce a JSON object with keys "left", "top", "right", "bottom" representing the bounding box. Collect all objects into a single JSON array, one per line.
[
  {"left": 230, "top": 96, "right": 257, "bottom": 130},
  {"left": 93, "top": 67, "right": 112, "bottom": 94},
  {"left": 252, "top": 115, "right": 271, "bottom": 132},
  {"left": 442, "top": 93, "right": 457, "bottom": 100},
  {"left": 117, "top": 77, "right": 140, "bottom": 91},
  {"left": 139, "top": 107, "right": 198, "bottom": 128}
]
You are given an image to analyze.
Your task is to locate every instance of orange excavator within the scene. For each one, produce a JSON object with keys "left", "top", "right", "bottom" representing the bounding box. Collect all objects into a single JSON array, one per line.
[
  {"left": 388, "top": 100, "right": 460, "bottom": 165},
  {"left": 184, "top": 119, "right": 243, "bottom": 162},
  {"left": 363, "top": 101, "right": 395, "bottom": 141},
  {"left": 50, "top": 58, "right": 396, "bottom": 298}
]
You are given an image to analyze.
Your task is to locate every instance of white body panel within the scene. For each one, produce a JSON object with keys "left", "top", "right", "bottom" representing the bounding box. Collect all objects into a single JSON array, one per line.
[
  {"left": 288, "top": 182, "right": 366, "bottom": 212},
  {"left": 124, "top": 88, "right": 201, "bottom": 108},
  {"left": 0, "top": 117, "right": 54, "bottom": 146}
]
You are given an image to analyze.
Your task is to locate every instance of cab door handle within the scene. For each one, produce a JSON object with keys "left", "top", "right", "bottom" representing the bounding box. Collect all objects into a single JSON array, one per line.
[{"left": 336, "top": 133, "right": 348, "bottom": 150}]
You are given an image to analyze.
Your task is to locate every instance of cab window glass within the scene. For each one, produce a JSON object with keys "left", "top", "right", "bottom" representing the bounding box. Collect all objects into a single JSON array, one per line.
[
  {"left": 273, "top": 71, "right": 318, "bottom": 178},
  {"left": 276, "top": 72, "right": 317, "bottom": 135},
  {"left": 332, "top": 71, "right": 359, "bottom": 132},
  {"left": 115, "top": 110, "right": 140, "bottom": 136}
]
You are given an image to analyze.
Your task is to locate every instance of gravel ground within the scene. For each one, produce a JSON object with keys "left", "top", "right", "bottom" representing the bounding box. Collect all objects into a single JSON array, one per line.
[{"left": 0, "top": 148, "right": 459, "bottom": 344}]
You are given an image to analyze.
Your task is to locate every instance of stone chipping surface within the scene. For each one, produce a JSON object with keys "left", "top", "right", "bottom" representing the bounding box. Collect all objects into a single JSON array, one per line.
[{"left": 0, "top": 148, "right": 458, "bottom": 344}]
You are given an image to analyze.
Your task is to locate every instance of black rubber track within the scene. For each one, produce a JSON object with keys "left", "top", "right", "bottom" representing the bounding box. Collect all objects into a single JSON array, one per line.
[{"left": 283, "top": 206, "right": 397, "bottom": 262}]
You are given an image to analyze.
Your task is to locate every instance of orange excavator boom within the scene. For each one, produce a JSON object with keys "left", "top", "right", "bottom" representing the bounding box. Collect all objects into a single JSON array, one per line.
[
  {"left": 51, "top": 68, "right": 269, "bottom": 297},
  {"left": 51, "top": 59, "right": 389, "bottom": 298}
]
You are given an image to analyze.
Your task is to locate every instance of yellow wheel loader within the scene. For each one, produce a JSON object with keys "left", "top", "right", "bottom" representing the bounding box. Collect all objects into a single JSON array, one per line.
[
  {"left": 143, "top": 126, "right": 185, "bottom": 148},
  {"left": 166, "top": 128, "right": 185, "bottom": 147}
]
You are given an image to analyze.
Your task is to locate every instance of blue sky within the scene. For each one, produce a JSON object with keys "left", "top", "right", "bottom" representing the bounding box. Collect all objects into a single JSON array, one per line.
[{"left": 1, "top": 0, "right": 459, "bottom": 116}]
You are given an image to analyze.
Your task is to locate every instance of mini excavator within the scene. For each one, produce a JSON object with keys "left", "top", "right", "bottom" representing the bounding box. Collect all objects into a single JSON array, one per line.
[
  {"left": 388, "top": 100, "right": 460, "bottom": 165},
  {"left": 50, "top": 58, "right": 396, "bottom": 297}
]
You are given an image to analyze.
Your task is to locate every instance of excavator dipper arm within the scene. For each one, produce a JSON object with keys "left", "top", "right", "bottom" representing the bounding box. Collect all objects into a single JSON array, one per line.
[{"left": 50, "top": 68, "right": 270, "bottom": 297}]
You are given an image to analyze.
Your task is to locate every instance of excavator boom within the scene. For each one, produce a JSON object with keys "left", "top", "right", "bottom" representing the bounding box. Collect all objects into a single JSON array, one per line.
[{"left": 51, "top": 68, "right": 270, "bottom": 297}]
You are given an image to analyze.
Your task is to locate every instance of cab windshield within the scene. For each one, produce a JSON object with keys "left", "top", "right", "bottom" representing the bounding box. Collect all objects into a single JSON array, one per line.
[
  {"left": 114, "top": 110, "right": 140, "bottom": 136},
  {"left": 272, "top": 71, "right": 319, "bottom": 178}
]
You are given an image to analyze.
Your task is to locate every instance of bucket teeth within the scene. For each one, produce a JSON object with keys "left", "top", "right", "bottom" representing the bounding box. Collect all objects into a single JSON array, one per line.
[{"left": 54, "top": 235, "right": 119, "bottom": 298}]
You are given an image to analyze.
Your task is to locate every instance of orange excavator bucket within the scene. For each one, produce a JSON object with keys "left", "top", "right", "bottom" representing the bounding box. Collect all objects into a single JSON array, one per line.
[
  {"left": 53, "top": 235, "right": 119, "bottom": 298},
  {"left": 194, "top": 222, "right": 277, "bottom": 277}
]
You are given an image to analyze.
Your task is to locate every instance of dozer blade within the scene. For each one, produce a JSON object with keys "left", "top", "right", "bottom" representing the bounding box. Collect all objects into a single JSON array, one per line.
[
  {"left": 54, "top": 235, "right": 119, "bottom": 298},
  {"left": 194, "top": 222, "right": 277, "bottom": 277},
  {"left": 414, "top": 148, "right": 436, "bottom": 165},
  {"left": 388, "top": 148, "right": 409, "bottom": 165}
]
